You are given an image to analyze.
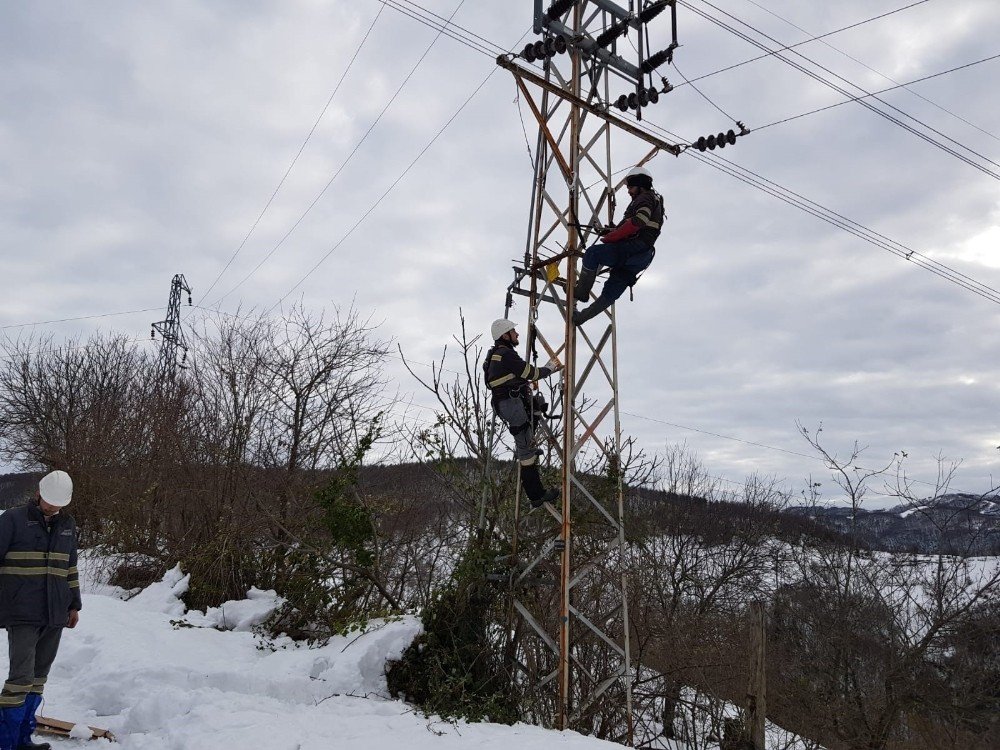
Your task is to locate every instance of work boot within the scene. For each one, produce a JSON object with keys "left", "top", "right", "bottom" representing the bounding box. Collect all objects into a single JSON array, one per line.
[
  {"left": 17, "top": 694, "right": 49, "bottom": 750},
  {"left": 0, "top": 705, "right": 27, "bottom": 750},
  {"left": 532, "top": 487, "right": 560, "bottom": 509},
  {"left": 520, "top": 462, "right": 545, "bottom": 504},
  {"left": 573, "top": 267, "right": 597, "bottom": 302},
  {"left": 572, "top": 296, "right": 613, "bottom": 326},
  {"left": 521, "top": 464, "right": 559, "bottom": 509}
]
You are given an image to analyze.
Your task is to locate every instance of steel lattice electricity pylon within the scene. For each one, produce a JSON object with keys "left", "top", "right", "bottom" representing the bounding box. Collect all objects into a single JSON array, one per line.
[
  {"left": 151, "top": 274, "right": 193, "bottom": 387},
  {"left": 497, "top": 0, "right": 681, "bottom": 742}
]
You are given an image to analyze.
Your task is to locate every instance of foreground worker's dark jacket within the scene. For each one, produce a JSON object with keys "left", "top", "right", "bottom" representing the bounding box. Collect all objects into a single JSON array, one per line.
[
  {"left": 0, "top": 503, "right": 81, "bottom": 627},
  {"left": 484, "top": 340, "right": 554, "bottom": 404}
]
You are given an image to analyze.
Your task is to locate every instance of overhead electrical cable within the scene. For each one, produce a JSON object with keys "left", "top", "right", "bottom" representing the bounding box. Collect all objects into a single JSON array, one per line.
[
  {"left": 647, "top": 113, "right": 1000, "bottom": 305},
  {"left": 680, "top": 0, "right": 932, "bottom": 87},
  {"left": 622, "top": 410, "right": 816, "bottom": 460},
  {"left": 0, "top": 336, "right": 154, "bottom": 365},
  {"left": 755, "top": 52, "right": 1000, "bottom": 132},
  {"left": 740, "top": 0, "right": 1000, "bottom": 144},
  {"left": 0, "top": 307, "right": 162, "bottom": 331},
  {"left": 182, "top": 306, "right": 951, "bottom": 495},
  {"left": 262, "top": 24, "right": 532, "bottom": 313},
  {"left": 671, "top": 60, "right": 742, "bottom": 126},
  {"left": 380, "top": 0, "right": 505, "bottom": 57},
  {"left": 186, "top": 2, "right": 1000, "bottom": 314},
  {"left": 267, "top": 65, "right": 502, "bottom": 314},
  {"left": 679, "top": 0, "right": 1000, "bottom": 181},
  {"left": 250, "top": 3, "right": 1000, "bottom": 311},
  {"left": 210, "top": 0, "right": 471, "bottom": 308},
  {"left": 198, "top": 5, "right": 386, "bottom": 305}
]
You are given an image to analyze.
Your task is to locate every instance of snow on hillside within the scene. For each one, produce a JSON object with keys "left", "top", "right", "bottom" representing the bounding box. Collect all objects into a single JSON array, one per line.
[{"left": 0, "top": 555, "right": 631, "bottom": 750}]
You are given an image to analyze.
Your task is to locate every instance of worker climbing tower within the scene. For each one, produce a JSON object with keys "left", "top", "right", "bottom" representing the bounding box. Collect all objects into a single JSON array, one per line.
[{"left": 496, "top": 1, "right": 683, "bottom": 743}]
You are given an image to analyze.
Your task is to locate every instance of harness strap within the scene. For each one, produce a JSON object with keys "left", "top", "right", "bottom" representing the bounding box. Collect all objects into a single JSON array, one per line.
[{"left": 627, "top": 247, "right": 656, "bottom": 302}]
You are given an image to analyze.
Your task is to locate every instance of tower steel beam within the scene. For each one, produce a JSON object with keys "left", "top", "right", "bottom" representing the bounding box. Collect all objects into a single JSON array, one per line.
[{"left": 498, "top": 1, "right": 680, "bottom": 743}]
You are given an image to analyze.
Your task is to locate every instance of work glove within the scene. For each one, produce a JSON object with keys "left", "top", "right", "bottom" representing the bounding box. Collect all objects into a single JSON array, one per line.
[
  {"left": 601, "top": 220, "right": 640, "bottom": 243},
  {"left": 591, "top": 220, "right": 611, "bottom": 237},
  {"left": 544, "top": 358, "right": 563, "bottom": 373}
]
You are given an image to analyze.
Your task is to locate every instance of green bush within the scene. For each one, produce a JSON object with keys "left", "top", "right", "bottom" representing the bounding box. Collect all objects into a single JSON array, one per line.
[{"left": 386, "top": 541, "right": 520, "bottom": 724}]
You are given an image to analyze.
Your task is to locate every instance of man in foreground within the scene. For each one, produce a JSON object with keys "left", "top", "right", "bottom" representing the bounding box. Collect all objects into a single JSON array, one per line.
[{"left": 0, "top": 470, "right": 81, "bottom": 750}]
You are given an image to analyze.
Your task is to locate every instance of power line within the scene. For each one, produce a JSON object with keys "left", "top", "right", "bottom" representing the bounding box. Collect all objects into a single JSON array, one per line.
[
  {"left": 380, "top": 0, "right": 503, "bottom": 57},
  {"left": 0, "top": 307, "right": 161, "bottom": 331},
  {"left": 198, "top": 4, "right": 1000, "bottom": 314},
  {"left": 739, "top": 0, "right": 1000, "bottom": 144},
  {"left": 670, "top": 60, "right": 741, "bottom": 126},
  {"left": 247, "top": 3, "right": 1000, "bottom": 312},
  {"left": 622, "top": 410, "right": 817, "bottom": 460},
  {"left": 389, "top": 353, "right": 942, "bottom": 494},
  {"left": 680, "top": 0, "right": 932, "bottom": 88},
  {"left": 625, "top": 97, "right": 1000, "bottom": 307},
  {"left": 198, "top": 5, "right": 386, "bottom": 305},
  {"left": 755, "top": 53, "right": 1000, "bottom": 132},
  {"left": 679, "top": 0, "right": 1000, "bottom": 182},
  {"left": 210, "top": 0, "right": 471, "bottom": 308},
  {"left": 267, "top": 68, "right": 498, "bottom": 314},
  {"left": 263, "top": 27, "right": 532, "bottom": 313},
  {"left": 707, "top": 157, "right": 994, "bottom": 293},
  {"left": 687, "top": 148, "right": 1000, "bottom": 305},
  {"left": 179, "top": 306, "right": 954, "bottom": 495}
]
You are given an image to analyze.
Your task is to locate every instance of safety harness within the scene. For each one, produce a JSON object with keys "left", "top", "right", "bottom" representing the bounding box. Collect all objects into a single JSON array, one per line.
[
  {"left": 483, "top": 343, "right": 548, "bottom": 434},
  {"left": 619, "top": 190, "right": 664, "bottom": 301}
]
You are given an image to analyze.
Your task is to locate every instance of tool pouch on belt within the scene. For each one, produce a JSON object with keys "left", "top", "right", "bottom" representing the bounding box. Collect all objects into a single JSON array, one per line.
[{"left": 529, "top": 392, "right": 548, "bottom": 431}]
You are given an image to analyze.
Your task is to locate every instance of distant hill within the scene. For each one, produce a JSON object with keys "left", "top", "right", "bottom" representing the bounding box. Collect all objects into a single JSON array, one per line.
[
  {"left": 0, "top": 472, "right": 41, "bottom": 510},
  {"left": 359, "top": 460, "right": 847, "bottom": 547},
  {"left": 786, "top": 493, "right": 1000, "bottom": 555}
]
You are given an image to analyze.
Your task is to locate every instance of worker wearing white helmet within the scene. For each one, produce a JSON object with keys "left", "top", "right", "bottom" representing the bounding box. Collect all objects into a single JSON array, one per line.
[
  {"left": 484, "top": 319, "right": 563, "bottom": 508},
  {"left": 0, "top": 470, "right": 80, "bottom": 750},
  {"left": 573, "top": 166, "right": 665, "bottom": 325}
]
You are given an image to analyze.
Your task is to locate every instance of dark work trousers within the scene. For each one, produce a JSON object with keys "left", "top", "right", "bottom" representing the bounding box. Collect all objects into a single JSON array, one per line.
[
  {"left": 581, "top": 240, "right": 655, "bottom": 303},
  {"left": 2, "top": 626, "right": 63, "bottom": 707},
  {"left": 495, "top": 397, "right": 537, "bottom": 465}
]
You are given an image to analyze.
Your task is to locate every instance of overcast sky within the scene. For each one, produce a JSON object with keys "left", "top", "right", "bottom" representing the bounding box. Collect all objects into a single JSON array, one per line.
[{"left": 2, "top": 0, "right": 999, "bottom": 507}]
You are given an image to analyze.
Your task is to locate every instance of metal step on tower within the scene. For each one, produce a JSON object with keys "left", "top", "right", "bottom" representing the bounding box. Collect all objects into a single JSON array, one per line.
[{"left": 495, "top": 1, "right": 683, "bottom": 743}]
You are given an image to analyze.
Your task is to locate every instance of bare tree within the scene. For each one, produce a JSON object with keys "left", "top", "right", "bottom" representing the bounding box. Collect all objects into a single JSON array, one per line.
[{"left": 769, "top": 428, "right": 1000, "bottom": 750}]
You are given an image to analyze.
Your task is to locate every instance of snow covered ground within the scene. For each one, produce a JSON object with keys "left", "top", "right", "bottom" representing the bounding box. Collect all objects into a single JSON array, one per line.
[{"left": 0, "top": 556, "right": 626, "bottom": 750}]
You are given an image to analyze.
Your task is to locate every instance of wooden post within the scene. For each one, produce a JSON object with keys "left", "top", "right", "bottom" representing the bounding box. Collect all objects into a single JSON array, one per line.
[{"left": 746, "top": 602, "right": 767, "bottom": 749}]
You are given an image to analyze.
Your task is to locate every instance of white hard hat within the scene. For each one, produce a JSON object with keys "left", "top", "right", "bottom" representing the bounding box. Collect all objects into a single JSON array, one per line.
[
  {"left": 39, "top": 470, "right": 73, "bottom": 507},
  {"left": 625, "top": 167, "right": 653, "bottom": 190},
  {"left": 625, "top": 166, "right": 653, "bottom": 188},
  {"left": 491, "top": 318, "right": 517, "bottom": 341}
]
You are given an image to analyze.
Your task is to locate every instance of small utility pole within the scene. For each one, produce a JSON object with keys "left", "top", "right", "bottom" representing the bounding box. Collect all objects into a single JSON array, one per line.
[{"left": 746, "top": 601, "right": 767, "bottom": 749}]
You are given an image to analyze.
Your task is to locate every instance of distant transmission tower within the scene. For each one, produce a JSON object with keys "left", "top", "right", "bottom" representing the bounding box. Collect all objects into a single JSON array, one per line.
[{"left": 151, "top": 274, "right": 193, "bottom": 386}]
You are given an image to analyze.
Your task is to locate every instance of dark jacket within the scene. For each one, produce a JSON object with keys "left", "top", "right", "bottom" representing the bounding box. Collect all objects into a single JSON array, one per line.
[
  {"left": 621, "top": 189, "right": 665, "bottom": 247},
  {"left": 483, "top": 341, "right": 554, "bottom": 404},
  {"left": 0, "top": 503, "right": 81, "bottom": 628}
]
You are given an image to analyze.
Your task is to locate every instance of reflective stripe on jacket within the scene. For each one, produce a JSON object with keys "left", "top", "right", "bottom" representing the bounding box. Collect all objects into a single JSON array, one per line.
[
  {"left": 483, "top": 341, "right": 553, "bottom": 403},
  {"left": 0, "top": 503, "right": 81, "bottom": 627},
  {"left": 621, "top": 189, "right": 665, "bottom": 247}
]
